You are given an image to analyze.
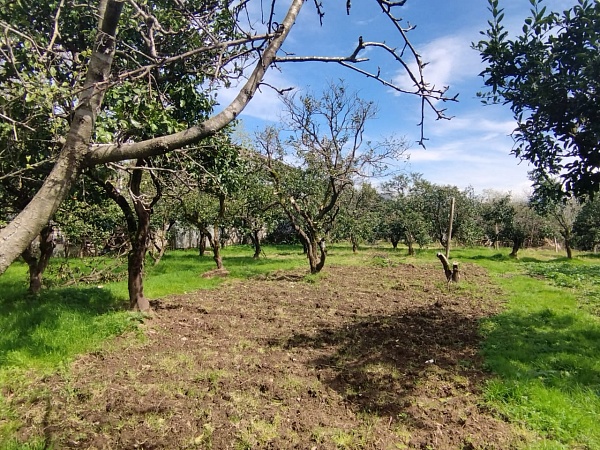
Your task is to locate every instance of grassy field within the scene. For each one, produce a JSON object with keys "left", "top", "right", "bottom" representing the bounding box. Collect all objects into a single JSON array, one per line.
[
  {"left": 1, "top": 244, "right": 599, "bottom": 448},
  {"left": 453, "top": 248, "right": 600, "bottom": 450}
]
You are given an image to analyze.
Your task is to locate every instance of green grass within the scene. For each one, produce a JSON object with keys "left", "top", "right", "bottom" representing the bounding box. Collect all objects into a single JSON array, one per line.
[
  {"left": 0, "top": 263, "right": 143, "bottom": 448},
  {"left": 2, "top": 244, "right": 600, "bottom": 448},
  {"left": 453, "top": 247, "right": 600, "bottom": 449}
]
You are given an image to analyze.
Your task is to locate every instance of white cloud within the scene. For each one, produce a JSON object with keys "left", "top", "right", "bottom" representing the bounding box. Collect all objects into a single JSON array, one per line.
[
  {"left": 404, "top": 129, "right": 532, "bottom": 194},
  {"left": 431, "top": 114, "right": 515, "bottom": 137},
  {"left": 393, "top": 33, "right": 482, "bottom": 96}
]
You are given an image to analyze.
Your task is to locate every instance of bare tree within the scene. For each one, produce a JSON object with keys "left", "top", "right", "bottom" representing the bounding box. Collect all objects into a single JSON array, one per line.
[
  {"left": 0, "top": 0, "right": 454, "bottom": 275},
  {"left": 258, "top": 82, "right": 409, "bottom": 273}
]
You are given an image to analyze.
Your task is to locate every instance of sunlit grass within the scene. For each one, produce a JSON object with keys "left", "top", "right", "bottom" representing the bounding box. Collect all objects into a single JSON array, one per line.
[
  {"left": 2, "top": 243, "right": 600, "bottom": 448},
  {"left": 0, "top": 263, "right": 143, "bottom": 448},
  {"left": 452, "top": 247, "right": 600, "bottom": 449}
]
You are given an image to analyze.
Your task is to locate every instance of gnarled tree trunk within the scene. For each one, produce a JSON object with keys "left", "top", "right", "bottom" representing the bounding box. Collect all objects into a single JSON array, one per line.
[
  {"left": 303, "top": 234, "right": 326, "bottom": 274},
  {"left": 127, "top": 161, "right": 162, "bottom": 312},
  {"left": 21, "top": 225, "right": 55, "bottom": 294},
  {"left": 406, "top": 237, "right": 415, "bottom": 256},
  {"left": 509, "top": 237, "right": 523, "bottom": 258}
]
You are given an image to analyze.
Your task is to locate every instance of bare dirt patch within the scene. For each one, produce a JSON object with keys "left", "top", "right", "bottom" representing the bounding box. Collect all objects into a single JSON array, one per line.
[{"left": 16, "top": 263, "right": 524, "bottom": 449}]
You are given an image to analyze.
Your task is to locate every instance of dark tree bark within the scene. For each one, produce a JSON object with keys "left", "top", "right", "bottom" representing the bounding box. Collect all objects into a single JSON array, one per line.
[
  {"left": 301, "top": 232, "right": 326, "bottom": 275},
  {"left": 562, "top": 232, "right": 573, "bottom": 259},
  {"left": 127, "top": 161, "right": 160, "bottom": 312},
  {"left": 391, "top": 237, "right": 399, "bottom": 249},
  {"left": 352, "top": 239, "right": 358, "bottom": 253},
  {"left": 21, "top": 225, "right": 55, "bottom": 294},
  {"left": 128, "top": 230, "right": 149, "bottom": 312},
  {"left": 509, "top": 238, "right": 524, "bottom": 258},
  {"left": 92, "top": 161, "right": 160, "bottom": 311},
  {"left": 249, "top": 230, "right": 262, "bottom": 259},
  {"left": 302, "top": 239, "right": 309, "bottom": 255},
  {"left": 0, "top": 0, "right": 303, "bottom": 274},
  {"left": 198, "top": 231, "right": 207, "bottom": 256}
]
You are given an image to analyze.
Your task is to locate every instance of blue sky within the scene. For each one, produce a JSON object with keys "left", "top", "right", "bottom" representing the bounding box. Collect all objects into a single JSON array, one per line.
[{"left": 218, "top": 0, "right": 574, "bottom": 196}]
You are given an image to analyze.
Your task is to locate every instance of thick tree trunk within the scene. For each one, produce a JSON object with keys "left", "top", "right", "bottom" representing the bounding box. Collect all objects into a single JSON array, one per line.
[
  {"left": 305, "top": 236, "right": 326, "bottom": 274},
  {"left": 565, "top": 240, "right": 573, "bottom": 259},
  {"left": 128, "top": 232, "right": 149, "bottom": 311},
  {"left": 0, "top": 0, "right": 123, "bottom": 275},
  {"left": 0, "top": 0, "right": 305, "bottom": 275},
  {"left": 128, "top": 165, "right": 153, "bottom": 312},
  {"left": 509, "top": 238, "right": 523, "bottom": 258},
  {"left": 562, "top": 231, "right": 573, "bottom": 259},
  {"left": 391, "top": 237, "right": 399, "bottom": 250},
  {"left": 21, "top": 225, "right": 55, "bottom": 294}
]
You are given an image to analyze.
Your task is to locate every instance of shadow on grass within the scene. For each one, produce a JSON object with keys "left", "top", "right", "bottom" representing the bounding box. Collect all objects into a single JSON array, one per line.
[
  {"left": 0, "top": 285, "right": 130, "bottom": 369},
  {"left": 581, "top": 252, "right": 600, "bottom": 260},
  {"left": 482, "top": 308, "right": 600, "bottom": 392},
  {"left": 272, "top": 306, "right": 484, "bottom": 417}
]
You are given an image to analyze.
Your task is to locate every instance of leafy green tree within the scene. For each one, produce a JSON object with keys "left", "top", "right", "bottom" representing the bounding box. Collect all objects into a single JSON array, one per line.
[
  {"left": 171, "top": 135, "right": 246, "bottom": 271},
  {"left": 530, "top": 180, "right": 581, "bottom": 259},
  {"left": 573, "top": 197, "right": 600, "bottom": 251},
  {"left": 476, "top": 0, "right": 600, "bottom": 198},
  {"left": 0, "top": 0, "right": 454, "bottom": 274},
  {"left": 177, "top": 189, "right": 225, "bottom": 263},
  {"left": 409, "top": 178, "right": 482, "bottom": 248},
  {"left": 333, "top": 183, "right": 382, "bottom": 253},
  {"left": 55, "top": 178, "right": 125, "bottom": 257},
  {"left": 480, "top": 193, "right": 516, "bottom": 249},
  {"left": 228, "top": 158, "right": 279, "bottom": 259},
  {"left": 379, "top": 174, "right": 431, "bottom": 254},
  {"left": 504, "top": 200, "right": 549, "bottom": 258}
]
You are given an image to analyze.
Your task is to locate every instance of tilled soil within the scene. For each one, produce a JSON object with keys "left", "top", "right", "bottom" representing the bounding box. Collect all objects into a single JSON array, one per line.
[{"left": 15, "top": 263, "right": 525, "bottom": 449}]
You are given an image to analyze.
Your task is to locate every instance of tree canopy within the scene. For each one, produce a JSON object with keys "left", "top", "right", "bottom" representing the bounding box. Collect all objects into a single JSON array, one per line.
[
  {"left": 476, "top": 0, "right": 600, "bottom": 198},
  {"left": 0, "top": 0, "right": 454, "bottom": 274}
]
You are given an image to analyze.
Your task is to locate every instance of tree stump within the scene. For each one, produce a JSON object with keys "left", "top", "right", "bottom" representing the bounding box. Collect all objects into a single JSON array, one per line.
[{"left": 436, "top": 252, "right": 460, "bottom": 286}]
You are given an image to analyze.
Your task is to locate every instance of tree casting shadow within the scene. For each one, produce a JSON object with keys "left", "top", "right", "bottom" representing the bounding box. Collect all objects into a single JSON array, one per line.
[
  {"left": 272, "top": 305, "right": 486, "bottom": 417},
  {"left": 0, "top": 286, "right": 128, "bottom": 368},
  {"left": 483, "top": 308, "right": 600, "bottom": 391}
]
